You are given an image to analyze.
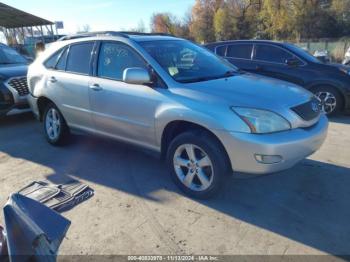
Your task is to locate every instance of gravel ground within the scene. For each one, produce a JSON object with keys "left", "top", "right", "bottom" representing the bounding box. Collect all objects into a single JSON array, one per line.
[{"left": 0, "top": 113, "right": 349, "bottom": 257}]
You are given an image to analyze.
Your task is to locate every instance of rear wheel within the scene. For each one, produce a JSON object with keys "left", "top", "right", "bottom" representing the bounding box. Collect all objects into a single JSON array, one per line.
[
  {"left": 43, "top": 103, "right": 69, "bottom": 145},
  {"left": 166, "top": 131, "right": 230, "bottom": 199}
]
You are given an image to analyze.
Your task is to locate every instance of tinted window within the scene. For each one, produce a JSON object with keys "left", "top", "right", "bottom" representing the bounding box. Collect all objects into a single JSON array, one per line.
[
  {"left": 227, "top": 44, "right": 253, "bottom": 59},
  {"left": 216, "top": 45, "right": 226, "bottom": 56},
  {"left": 44, "top": 50, "right": 62, "bottom": 69},
  {"left": 66, "top": 43, "right": 94, "bottom": 75},
  {"left": 97, "top": 42, "right": 146, "bottom": 80},
  {"left": 56, "top": 48, "right": 68, "bottom": 71},
  {"left": 255, "top": 44, "right": 293, "bottom": 63}
]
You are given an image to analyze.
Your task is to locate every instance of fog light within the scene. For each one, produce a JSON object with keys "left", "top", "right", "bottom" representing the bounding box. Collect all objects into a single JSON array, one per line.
[{"left": 255, "top": 154, "right": 282, "bottom": 164}]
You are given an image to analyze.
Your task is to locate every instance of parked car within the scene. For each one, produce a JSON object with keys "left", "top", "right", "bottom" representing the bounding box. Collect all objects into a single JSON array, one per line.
[
  {"left": 343, "top": 47, "right": 350, "bottom": 66},
  {"left": 205, "top": 40, "right": 350, "bottom": 115},
  {"left": 27, "top": 32, "right": 328, "bottom": 198},
  {"left": 0, "top": 43, "right": 30, "bottom": 117}
]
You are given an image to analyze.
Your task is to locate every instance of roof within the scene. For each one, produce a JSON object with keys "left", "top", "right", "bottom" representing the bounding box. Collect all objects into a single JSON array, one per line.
[
  {"left": 58, "top": 31, "right": 178, "bottom": 41},
  {"left": 0, "top": 2, "right": 53, "bottom": 28}
]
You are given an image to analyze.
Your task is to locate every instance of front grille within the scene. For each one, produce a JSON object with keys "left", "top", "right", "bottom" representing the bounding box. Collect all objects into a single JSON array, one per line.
[
  {"left": 8, "top": 77, "right": 29, "bottom": 96},
  {"left": 291, "top": 97, "right": 321, "bottom": 121}
]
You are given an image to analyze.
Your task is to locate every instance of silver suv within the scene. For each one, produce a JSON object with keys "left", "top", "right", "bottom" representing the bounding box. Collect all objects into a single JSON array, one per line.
[{"left": 27, "top": 32, "right": 328, "bottom": 198}]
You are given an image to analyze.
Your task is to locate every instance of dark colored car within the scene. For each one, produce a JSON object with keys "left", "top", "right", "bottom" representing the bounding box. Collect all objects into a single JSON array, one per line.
[
  {"left": 205, "top": 40, "right": 350, "bottom": 115},
  {"left": 0, "top": 43, "right": 30, "bottom": 117}
]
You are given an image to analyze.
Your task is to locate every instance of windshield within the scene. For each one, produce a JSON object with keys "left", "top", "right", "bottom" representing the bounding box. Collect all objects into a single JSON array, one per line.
[
  {"left": 139, "top": 40, "right": 238, "bottom": 83},
  {"left": 0, "top": 45, "right": 27, "bottom": 64},
  {"left": 285, "top": 43, "right": 321, "bottom": 64}
]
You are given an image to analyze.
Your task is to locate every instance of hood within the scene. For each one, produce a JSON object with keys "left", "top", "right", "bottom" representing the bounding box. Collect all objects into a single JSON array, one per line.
[
  {"left": 320, "top": 61, "right": 350, "bottom": 71},
  {"left": 0, "top": 64, "right": 28, "bottom": 80},
  {"left": 172, "top": 73, "right": 313, "bottom": 110}
]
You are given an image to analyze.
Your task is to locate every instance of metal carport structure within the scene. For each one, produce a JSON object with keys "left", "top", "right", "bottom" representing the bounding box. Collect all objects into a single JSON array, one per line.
[{"left": 0, "top": 2, "right": 55, "bottom": 46}]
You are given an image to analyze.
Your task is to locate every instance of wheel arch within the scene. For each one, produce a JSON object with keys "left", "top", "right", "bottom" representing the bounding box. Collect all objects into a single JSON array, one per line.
[
  {"left": 160, "top": 120, "right": 232, "bottom": 172},
  {"left": 37, "top": 96, "right": 56, "bottom": 121}
]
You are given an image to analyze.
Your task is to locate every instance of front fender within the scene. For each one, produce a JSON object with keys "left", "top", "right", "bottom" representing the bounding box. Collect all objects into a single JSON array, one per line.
[{"left": 154, "top": 103, "right": 249, "bottom": 147}]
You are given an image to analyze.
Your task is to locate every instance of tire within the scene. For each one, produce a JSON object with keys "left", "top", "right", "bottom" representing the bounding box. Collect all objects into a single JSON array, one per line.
[
  {"left": 166, "top": 130, "right": 230, "bottom": 199},
  {"left": 312, "top": 86, "right": 343, "bottom": 116},
  {"left": 43, "top": 103, "right": 70, "bottom": 145}
]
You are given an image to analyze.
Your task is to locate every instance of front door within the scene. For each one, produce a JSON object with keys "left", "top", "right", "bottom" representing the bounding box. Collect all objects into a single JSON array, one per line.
[
  {"left": 88, "top": 41, "right": 163, "bottom": 148},
  {"left": 252, "top": 44, "right": 305, "bottom": 86}
]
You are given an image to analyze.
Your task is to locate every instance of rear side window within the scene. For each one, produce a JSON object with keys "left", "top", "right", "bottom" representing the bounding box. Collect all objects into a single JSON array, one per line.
[
  {"left": 56, "top": 48, "right": 68, "bottom": 71},
  {"left": 44, "top": 49, "right": 63, "bottom": 69},
  {"left": 215, "top": 45, "right": 226, "bottom": 56},
  {"left": 255, "top": 44, "right": 293, "bottom": 64},
  {"left": 227, "top": 44, "right": 253, "bottom": 59},
  {"left": 97, "top": 42, "right": 146, "bottom": 81},
  {"left": 66, "top": 43, "right": 94, "bottom": 75}
]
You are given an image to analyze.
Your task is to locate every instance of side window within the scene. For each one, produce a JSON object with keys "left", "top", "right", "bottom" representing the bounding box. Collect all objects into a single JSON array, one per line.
[
  {"left": 44, "top": 49, "right": 63, "bottom": 69},
  {"left": 227, "top": 44, "right": 253, "bottom": 59},
  {"left": 215, "top": 45, "right": 226, "bottom": 56},
  {"left": 97, "top": 42, "right": 146, "bottom": 81},
  {"left": 255, "top": 44, "right": 293, "bottom": 64},
  {"left": 66, "top": 42, "right": 94, "bottom": 75},
  {"left": 56, "top": 47, "right": 68, "bottom": 71}
]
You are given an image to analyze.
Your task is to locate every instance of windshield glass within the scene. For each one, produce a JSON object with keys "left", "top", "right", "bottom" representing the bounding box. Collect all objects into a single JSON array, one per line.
[
  {"left": 139, "top": 40, "right": 238, "bottom": 83},
  {"left": 0, "top": 45, "right": 27, "bottom": 64},
  {"left": 285, "top": 43, "right": 321, "bottom": 63}
]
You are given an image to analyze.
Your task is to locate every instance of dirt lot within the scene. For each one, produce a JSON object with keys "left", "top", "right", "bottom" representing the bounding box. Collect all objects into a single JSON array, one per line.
[{"left": 0, "top": 113, "right": 349, "bottom": 256}]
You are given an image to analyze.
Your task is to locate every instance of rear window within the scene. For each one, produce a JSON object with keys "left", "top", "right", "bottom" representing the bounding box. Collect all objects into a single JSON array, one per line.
[
  {"left": 215, "top": 45, "right": 226, "bottom": 56},
  {"left": 66, "top": 43, "right": 94, "bottom": 75},
  {"left": 227, "top": 44, "right": 253, "bottom": 59},
  {"left": 44, "top": 49, "right": 62, "bottom": 69},
  {"left": 56, "top": 48, "right": 68, "bottom": 71}
]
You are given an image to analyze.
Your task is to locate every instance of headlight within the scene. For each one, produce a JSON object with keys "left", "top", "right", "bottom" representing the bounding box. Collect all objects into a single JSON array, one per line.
[{"left": 231, "top": 107, "right": 291, "bottom": 133}]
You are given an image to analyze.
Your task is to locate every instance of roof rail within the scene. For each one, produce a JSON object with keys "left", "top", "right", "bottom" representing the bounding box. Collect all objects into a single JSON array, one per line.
[
  {"left": 57, "top": 31, "right": 128, "bottom": 41},
  {"left": 58, "top": 31, "right": 175, "bottom": 41},
  {"left": 118, "top": 31, "right": 175, "bottom": 37}
]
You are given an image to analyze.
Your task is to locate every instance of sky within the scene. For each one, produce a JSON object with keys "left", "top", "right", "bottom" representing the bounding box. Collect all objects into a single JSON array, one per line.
[{"left": 2, "top": 0, "right": 194, "bottom": 34}]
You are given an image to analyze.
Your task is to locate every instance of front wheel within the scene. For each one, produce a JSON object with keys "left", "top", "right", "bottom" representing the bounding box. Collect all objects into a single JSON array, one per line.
[
  {"left": 313, "top": 86, "right": 343, "bottom": 116},
  {"left": 166, "top": 131, "right": 230, "bottom": 199},
  {"left": 43, "top": 103, "right": 70, "bottom": 145}
]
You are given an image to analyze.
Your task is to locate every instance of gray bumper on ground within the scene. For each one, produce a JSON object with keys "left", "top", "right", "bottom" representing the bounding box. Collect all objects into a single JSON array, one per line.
[{"left": 215, "top": 114, "right": 329, "bottom": 174}]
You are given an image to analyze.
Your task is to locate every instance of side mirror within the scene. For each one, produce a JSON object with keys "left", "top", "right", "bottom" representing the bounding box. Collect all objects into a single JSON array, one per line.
[
  {"left": 123, "top": 67, "right": 151, "bottom": 85},
  {"left": 285, "top": 58, "right": 300, "bottom": 67}
]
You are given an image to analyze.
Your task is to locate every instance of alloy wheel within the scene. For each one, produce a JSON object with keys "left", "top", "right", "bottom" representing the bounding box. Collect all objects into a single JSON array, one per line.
[
  {"left": 315, "top": 91, "right": 337, "bottom": 114},
  {"left": 45, "top": 108, "right": 61, "bottom": 140},
  {"left": 173, "top": 144, "right": 214, "bottom": 192}
]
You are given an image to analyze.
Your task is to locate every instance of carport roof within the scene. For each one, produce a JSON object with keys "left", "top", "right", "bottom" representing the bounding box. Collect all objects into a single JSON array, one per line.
[{"left": 0, "top": 2, "right": 53, "bottom": 28}]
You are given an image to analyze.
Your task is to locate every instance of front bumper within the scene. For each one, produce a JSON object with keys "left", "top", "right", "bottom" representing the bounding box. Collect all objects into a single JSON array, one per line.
[{"left": 215, "top": 114, "right": 328, "bottom": 174}]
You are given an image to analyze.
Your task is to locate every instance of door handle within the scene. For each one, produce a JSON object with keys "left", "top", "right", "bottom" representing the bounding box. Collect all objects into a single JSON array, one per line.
[
  {"left": 49, "top": 76, "right": 57, "bottom": 83},
  {"left": 89, "top": 83, "right": 103, "bottom": 91}
]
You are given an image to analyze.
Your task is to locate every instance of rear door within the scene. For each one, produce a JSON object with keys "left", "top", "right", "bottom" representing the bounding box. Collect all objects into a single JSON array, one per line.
[
  {"left": 46, "top": 42, "right": 95, "bottom": 130},
  {"left": 252, "top": 44, "right": 305, "bottom": 86}
]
